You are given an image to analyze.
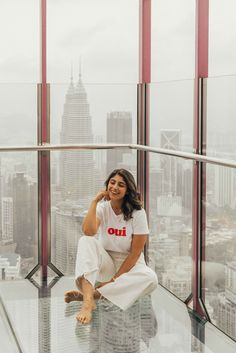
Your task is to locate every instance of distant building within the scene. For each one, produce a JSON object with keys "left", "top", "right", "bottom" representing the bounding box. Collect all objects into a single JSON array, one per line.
[
  {"left": 0, "top": 253, "right": 20, "bottom": 280},
  {"left": 160, "top": 129, "right": 183, "bottom": 196},
  {"left": 182, "top": 167, "right": 192, "bottom": 213},
  {"left": 94, "top": 135, "right": 105, "bottom": 171},
  {"left": 60, "top": 71, "right": 94, "bottom": 207},
  {"left": 157, "top": 194, "right": 182, "bottom": 217},
  {"left": 106, "top": 111, "right": 132, "bottom": 175},
  {"left": 216, "top": 262, "right": 236, "bottom": 340},
  {"left": 162, "top": 256, "right": 191, "bottom": 300},
  {"left": 52, "top": 201, "right": 84, "bottom": 275},
  {"left": 10, "top": 172, "right": 37, "bottom": 258},
  {"left": 1, "top": 197, "right": 13, "bottom": 243},
  {"left": 149, "top": 168, "right": 164, "bottom": 216},
  {"left": 156, "top": 234, "right": 180, "bottom": 259},
  {"left": 214, "top": 166, "right": 234, "bottom": 208},
  {"left": 0, "top": 157, "right": 2, "bottom": 241}
]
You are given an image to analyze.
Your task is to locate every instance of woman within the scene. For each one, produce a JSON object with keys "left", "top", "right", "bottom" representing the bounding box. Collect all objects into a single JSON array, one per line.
[{"left": 64, "top": 169, "right": 158, "bottom": 324}]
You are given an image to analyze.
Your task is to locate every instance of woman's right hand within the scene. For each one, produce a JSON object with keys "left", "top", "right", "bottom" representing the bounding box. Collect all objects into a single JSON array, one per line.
[{"left": 93, "top": 190, "right": 110, "bottom": 203}]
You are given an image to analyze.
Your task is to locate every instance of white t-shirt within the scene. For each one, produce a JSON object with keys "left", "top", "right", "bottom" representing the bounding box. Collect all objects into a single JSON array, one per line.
[{"left": 96, "top": 200, "right": 149, "bottom": 253}]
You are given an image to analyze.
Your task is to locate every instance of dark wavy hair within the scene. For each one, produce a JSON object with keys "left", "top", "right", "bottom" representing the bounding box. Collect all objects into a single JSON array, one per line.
[{"left": 105, "top": 169, "right": 142, "bottom": 221}]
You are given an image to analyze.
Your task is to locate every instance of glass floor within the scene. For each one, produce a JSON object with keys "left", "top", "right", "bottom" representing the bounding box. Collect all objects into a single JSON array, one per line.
[{"left": 0, "top": 277, "right": 236, "bottom": 353}]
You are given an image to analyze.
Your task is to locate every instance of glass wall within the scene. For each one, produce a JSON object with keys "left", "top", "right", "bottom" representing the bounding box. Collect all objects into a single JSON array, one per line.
[
  {"left": 0, "top": 0, "right": 39, "bottom": 281},
  {"left": 209, "top": 0, "right": 236, "bottom": 76},
  {"left": 204, "top": 164, "right": 236, "bottom": 339},
  {"left": 47, "top": 0, "right": 139, "bottom": 84},
  {"left": 148, "top": 153, "right": 192, "bottom": 301},
  {"left": 150, "top": 80, "right": 194, "bottom": 152},
  {"left": 206, "top": 76, "right": 236, "bottom": 160},
  {"left": 151, "top": 0, "right": 195, "bottom": 81},
  {"left": 203, "top": 74, "right": 236, "bottom": 339},
  {"left": 0, "top": 0, "right": 39, "bottom": 83}
]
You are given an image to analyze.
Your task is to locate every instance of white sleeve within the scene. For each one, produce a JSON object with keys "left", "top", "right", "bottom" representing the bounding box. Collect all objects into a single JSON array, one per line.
[{"left": 132, "top": 208, "right": 149, "bottom": 235}]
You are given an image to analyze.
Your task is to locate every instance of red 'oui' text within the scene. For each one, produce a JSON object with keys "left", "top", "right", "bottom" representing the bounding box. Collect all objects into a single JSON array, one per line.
[{"left": 107, "top": 227, "right": 127, "bottom": 236}]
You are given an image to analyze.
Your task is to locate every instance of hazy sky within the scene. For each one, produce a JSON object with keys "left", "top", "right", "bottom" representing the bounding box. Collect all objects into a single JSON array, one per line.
[{"left": 0, "top": 0, "right": 236, "bottom": 150}]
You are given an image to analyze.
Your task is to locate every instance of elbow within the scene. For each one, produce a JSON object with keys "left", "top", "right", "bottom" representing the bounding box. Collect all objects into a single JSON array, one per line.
[
  {"left": 82, "top": 224, "right": 96, "bottom": 236},
  {"left": 129, "top": 251, "right": 142, "bottom": 262}
]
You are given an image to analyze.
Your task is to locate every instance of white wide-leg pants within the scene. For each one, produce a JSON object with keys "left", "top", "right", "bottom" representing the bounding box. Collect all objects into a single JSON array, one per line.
[{"left": 75, "top": 236, "right": 158, "bottom": 311}]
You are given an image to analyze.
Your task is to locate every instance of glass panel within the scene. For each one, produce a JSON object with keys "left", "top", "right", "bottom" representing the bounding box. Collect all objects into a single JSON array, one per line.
[
  {"left": 150, "top": 80, "right": 194, "bottom": 152},
  {"left": 0, "top": 0, "right": 39, "bottom": 83},
  {"left": 51, "top": 150, "right": 137, "bottom": 275},
  {"left": 0, "top": 153, "right": 38, "bottom": 280},
  {"left": 151, "top": 0, "right": 195, "bottom": 81},
  {"left": 0, "top": 84, "right": 37, "bottom": 146},
  {"left": 209, "top": 0, "right": 236, "bottom": 76},
  {"left": 203, "top": 164, "right": 236, "bottom": 341},
  {"left": 47, "top": 0, "right": 138, "bottom": 83},
  {"left": 205, "top": 321, "right": 236, "bottom": 353},
  {"left": 206, "top": 76, "right": 236, "bottom": 160},
  {"left": 148, "top": 153, "right": 192, "bottom": 301},
  {"left": 0, "top": 281, "right": 38, "bottom": 353}
]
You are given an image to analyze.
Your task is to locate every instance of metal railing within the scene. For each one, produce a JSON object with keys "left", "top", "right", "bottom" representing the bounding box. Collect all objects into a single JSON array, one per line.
[{"left": 1, "top": 143, "right": 236, "bottom": 169}]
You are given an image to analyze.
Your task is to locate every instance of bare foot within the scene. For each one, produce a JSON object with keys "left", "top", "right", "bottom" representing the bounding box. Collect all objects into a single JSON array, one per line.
[
  {"left": 64, "top": 290, "right": 83, "bottom": 303},
  {"left": 64, "top": 289, "right": 101, "bottom": 303},
  {"left": 76, "top": 300, "right": 96, "bottom": 324}
]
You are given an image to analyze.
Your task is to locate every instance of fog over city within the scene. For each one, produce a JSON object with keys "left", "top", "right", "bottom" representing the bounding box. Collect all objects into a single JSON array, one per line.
[{"left": 1, "top": 0, "right": 236, "bottom": 147}]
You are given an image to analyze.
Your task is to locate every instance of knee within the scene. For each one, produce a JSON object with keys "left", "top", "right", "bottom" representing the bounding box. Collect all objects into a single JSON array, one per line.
[
  {"left": 78, "top": 235, "right": 96, "bottom": 246},
  {"left": 147, "top": 268, "right": 158, "bottom": 288}
]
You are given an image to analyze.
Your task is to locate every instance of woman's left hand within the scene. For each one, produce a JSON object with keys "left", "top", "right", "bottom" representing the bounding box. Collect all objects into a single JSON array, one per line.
[{"left": 95, "top": 280, "right": 113, "bottom": 289}]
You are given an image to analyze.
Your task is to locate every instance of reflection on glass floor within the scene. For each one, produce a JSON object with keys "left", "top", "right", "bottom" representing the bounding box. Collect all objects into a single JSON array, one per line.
[{"left": 0, "top": 277, "right": 236, "bottom": 353}]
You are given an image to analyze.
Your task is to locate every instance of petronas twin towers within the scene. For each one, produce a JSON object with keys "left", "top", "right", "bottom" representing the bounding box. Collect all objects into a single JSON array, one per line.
[{"left": 60, "top": 71, "right": 94, "bottom": 207}]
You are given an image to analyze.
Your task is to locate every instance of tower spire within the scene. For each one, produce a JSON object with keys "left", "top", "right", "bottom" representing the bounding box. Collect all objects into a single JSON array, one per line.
[{"left": 70, "top": 62, "right": 74, "bottom": 83}]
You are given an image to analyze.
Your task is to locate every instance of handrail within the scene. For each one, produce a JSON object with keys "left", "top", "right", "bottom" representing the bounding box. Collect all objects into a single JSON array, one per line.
[{"left": 0, "top": 143, "right": 235, "bottom": 169}]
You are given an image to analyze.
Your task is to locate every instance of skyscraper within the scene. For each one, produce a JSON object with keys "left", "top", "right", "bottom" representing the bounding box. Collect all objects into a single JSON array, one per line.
[
  {"left": 160, "top": 129, "right": 182, "bottom": 196},
  {"left": 1, "top": 197, "right": 13, "bottom": 244},
  {"left": 10, "top": 172, "right": 37, "bottom": 258},
  {"left": 106, "top": 111, "right": 132, "bottom": 175},
  {"left": 60, "top": 71, "right": 94, "bottom": 207},
  {"left": 0, "top": 158, "right": 2, "bottom": 241},
  {"left": 217, "top": 262, "right": 236, "bottom": 340},
  {"left": 52, "top": 201, "right": 84, "bottom": 275},
  {"left": 214, "top": 166, "right": 234, "bottom": 208}
]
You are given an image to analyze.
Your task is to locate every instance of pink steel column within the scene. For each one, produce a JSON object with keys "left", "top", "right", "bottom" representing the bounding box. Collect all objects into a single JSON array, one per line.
[
  {"left": 192, "top": 0, "right": 209, "bottom": 316},
  {"left": 138, "top": 0, "right": 151, "bottom": 199},
  {"left": 40, "top": 0, "right": 49, "bottom": 281},
  {"left": 138, "top": 0, "right": 151, "bottom": 260}
]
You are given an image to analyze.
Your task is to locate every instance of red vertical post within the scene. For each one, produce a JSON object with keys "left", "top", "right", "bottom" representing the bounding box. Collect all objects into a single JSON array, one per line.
[
  {"left": 40, "top": 0, "right": 49, "bottom": 281},
  {"left": 192, "top": 0, "right": 209, "bottom": 315},
  {"left": 138, "top": 0, "right": 151, "bottom": 260}
]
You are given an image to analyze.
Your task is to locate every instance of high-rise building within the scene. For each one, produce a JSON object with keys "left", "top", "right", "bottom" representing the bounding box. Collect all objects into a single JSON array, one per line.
[
  {"left": 10, "top": 172, "right": 37, "bottom": 258},
  {"left": 183, "top": 167, "right": 192, "bottom": 213},
  {"left": 52, "top": 201, "right": 84, "bottom": 275},
  {"left": 149, "top": 168, "right": 164, "bottom": 216},
  {"left": 1, "top": 197, "right": 13, "bottom": 244},
  {"left": 216, "top": 262, "right": 236, "bottom": 340},
  {"left": 60, "top": 71, "right": 94, "bottom": 207},
  {"left": 162, "top": 256, "right": 191, "bottom": 301},
  {"left": 106, "top": 111, "right": 132, "bottom": 175},
  {"left": 157, "top": 194, "right": 182, "bottom": 217},
  {"left": 214, "top": 166, "right": 234, "bottom": 208},
  {"left": 160, "top": 129, "right": 182, "bottom": 196},
  {"left": 0, "top": 158, "right": 2, "bottom": 241}
]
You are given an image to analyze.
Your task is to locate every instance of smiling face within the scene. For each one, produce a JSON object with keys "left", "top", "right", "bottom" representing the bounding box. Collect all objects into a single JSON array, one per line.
[{"left": 107, "top": 174, "right": 127, "bottom": 203}]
